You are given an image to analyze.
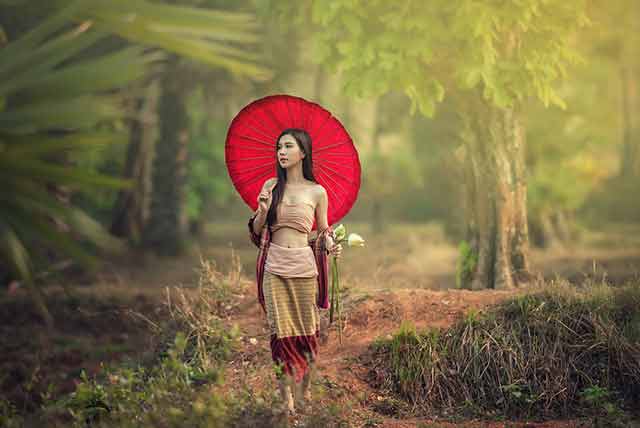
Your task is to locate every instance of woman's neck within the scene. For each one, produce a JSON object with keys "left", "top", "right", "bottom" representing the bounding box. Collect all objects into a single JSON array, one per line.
[{"left": 286, "top": 164, "right": 306, "bottom": 184}]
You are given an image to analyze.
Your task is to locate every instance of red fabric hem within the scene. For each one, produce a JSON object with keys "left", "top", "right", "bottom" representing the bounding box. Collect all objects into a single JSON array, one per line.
[{"left": 270, "top": 332, "right": 319, "bottom": 383}]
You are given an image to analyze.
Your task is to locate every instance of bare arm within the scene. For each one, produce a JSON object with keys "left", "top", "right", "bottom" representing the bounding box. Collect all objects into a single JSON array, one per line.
[
  {"left": 315, "top": 185, "right": 330, "bottom": 234},
  {"left": 315, "top": 185, "right": 341, "bottom": 258},
  {"left": 251, "top": 207, "right": 268, "bottom": 236},
  {"left": 251, "top": 178, "right": 276, "bottom": 236}
]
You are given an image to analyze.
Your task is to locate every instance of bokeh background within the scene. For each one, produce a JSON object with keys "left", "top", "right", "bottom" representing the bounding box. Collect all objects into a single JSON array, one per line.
[{"left": 1, "top": 1, "right": 639, "bottom": 426}]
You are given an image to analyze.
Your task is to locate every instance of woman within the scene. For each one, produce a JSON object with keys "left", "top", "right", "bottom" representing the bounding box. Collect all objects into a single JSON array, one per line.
[{"left": 247, "top": 128, "right": 342, "bottom": 414}]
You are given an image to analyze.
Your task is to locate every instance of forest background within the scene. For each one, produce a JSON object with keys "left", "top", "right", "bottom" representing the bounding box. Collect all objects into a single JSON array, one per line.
[{"left": 1, "top": 0, "right": 639, "bottom": 426}]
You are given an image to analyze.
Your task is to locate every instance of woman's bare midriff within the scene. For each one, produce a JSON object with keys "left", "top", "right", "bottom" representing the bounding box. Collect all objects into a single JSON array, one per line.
[{"left": 271, "top": 227, "right": 310, "bottom": 248}]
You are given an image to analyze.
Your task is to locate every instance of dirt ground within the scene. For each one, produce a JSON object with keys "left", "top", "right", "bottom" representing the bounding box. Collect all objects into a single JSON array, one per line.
[
  {"left": 2, "top": 221, "right": 639, "bottom": 426},
  {"left": 223, "top": 276, "right": 595, "bottom": 427}
]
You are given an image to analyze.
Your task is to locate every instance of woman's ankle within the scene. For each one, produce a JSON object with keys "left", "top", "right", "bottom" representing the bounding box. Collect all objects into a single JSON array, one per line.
[{"left": 278, "top": 378, "right": 295, "bottom": 412}]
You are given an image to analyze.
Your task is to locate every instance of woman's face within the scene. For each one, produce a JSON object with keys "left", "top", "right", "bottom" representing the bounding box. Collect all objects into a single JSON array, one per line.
[{"left": 277, "top": 134, "right": 305, "bottom": 169}]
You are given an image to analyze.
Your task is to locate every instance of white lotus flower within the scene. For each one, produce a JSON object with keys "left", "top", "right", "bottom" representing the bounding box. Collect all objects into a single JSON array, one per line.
[
  {"left": 334, "top": 223, "right": 346, "bottom": 242},
  {"left": 347, "top": 233, "right": 365, "bottom": 247}
]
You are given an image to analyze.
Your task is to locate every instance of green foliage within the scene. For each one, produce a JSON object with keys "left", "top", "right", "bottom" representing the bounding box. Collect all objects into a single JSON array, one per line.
[
  {"left": 580, "top": 385, "right": 613, "bottom": 410},
  {"left": 159, "top": 257, "right": 241, "bottom": 370},
  {"left": 0, "top": 0, "right": 269, "bottom": 293},
  {"left": 0, "top": 251, "right": 360, "bottom": 426},
  {"left": 525, "top": 60, "right": 617, "bottom": 228},
  {"left": 38, "top": 259, "right": 243, "bottom": 426},
  {"left": 58, "top": 331, "right": 227, "bottom": 427},
  {"left": 363, "top": 141, "right": 425, "bottom": 200},
  {"left": 73, "top": 0, "right": 271, "bottom": 80},
  {"left": 455, "top": 240, "right": 477, "bottom": 289},
  {"left": 0, "top": 398, "right": 22, "bottom": 428},
  {"left": 70, "top": 133, "right": 130, "bottom": 225},
  {"left": 368, "top": 280, "right": 640, "bottom": 418},
  {"left": 305, "top": 0, "right": 589, "bottom": 115},
  {"left": 0, "top": 7, "right": 139, "bottom": 284},
  {"left": 579, "top": 385, "right": 631, "bottom": 427}
]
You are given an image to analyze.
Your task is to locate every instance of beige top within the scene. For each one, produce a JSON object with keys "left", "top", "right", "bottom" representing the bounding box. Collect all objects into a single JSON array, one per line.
[
  {"left": 265, "top": 200, "right": 318, "bottom": 277},
  {"left": 271, "top": 201, "right": 315, "bottom": 234}
]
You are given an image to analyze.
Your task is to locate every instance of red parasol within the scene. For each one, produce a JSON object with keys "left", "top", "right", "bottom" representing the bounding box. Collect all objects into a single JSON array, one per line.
[{"left": 225, "top": 94, "right": 360, "bottom": 229}]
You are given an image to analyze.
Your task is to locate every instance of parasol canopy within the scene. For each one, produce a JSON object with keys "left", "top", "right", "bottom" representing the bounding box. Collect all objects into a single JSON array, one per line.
[{"left": 225, "top": 94, "right": 360, "bottom": 229}]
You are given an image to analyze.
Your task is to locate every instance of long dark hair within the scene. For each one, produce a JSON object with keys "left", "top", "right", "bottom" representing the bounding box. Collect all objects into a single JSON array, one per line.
[{"left": 267, "top": 128, "right": 317, "bottom": 228}]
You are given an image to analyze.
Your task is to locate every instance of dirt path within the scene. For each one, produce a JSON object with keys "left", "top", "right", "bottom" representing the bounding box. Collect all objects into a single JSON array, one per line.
[{"left": 222, "top": 281, "right": 587, "bottom": 427}]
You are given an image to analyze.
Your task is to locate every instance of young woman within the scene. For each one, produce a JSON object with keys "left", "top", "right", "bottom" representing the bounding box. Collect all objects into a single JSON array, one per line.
[{"left": 248, "top": 128, "right": 342, "bottom": 414}]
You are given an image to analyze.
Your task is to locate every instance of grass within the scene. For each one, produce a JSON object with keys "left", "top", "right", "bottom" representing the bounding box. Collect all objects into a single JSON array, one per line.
[
  {"left": 0, "top": 254, "right": 353, "bottom": 427},
  {"left": 366, "top": 278, "right": 640, "bottom": 421},
  {"left": 4, "top": 220, "right": 640, "bottom": 426}
]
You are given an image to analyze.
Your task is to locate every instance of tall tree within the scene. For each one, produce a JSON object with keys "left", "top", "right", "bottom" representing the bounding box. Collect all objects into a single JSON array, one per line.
[
  {"left": 614, "top": 0, "right": 640, "bottom": 178},
  {"left": 142, "top": 57, "right": 192, "bottom": 254},
  {"left": 85, "top": 0, "right": 271, "bottom": 253},
  {"left": 305, "top": 0, "right": 589, "bottom": 289},
  {"left": 109, "top": 82, "right": 158, "bottom": 242}
]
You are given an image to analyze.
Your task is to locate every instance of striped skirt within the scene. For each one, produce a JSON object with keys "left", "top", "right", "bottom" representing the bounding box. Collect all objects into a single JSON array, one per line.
[{"left": 263, "top": 270, "right": 320, "bottom": 383}]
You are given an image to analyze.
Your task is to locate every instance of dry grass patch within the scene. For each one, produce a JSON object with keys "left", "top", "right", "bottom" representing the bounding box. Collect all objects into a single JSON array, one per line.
[{"left": 365, "top": 279, "right": 640, "bottom": 422}]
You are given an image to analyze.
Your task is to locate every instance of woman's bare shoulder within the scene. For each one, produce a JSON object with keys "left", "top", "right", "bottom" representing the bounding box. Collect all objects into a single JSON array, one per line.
[
  {"left": 311, "top": 183, "right": 327, "bottom": 201},
  {"left": 313, "top": 182, "right": 327, "bottom": 193}
]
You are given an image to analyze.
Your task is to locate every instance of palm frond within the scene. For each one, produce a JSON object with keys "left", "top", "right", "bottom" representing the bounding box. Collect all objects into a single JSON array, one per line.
[
  {"left": 16, "top": 46, "right": 163, "bottom": 102},
  {"left": 0, "top": 13, "right": 98, "bottom": 86},
  {"left": 0, "top": 0, "right": 83, "bottom": 61},
  {"left": 0, "top": 158, "right": 130, "bottom": 190},
  {"left": 0, "top": 218, "right": 32, "bottom": 281},
  {"left": 80, "top": 0, "right": 272, "bottom": 80},
  {"left": 5, "top": 132, "right": 128, "bottom": 157},
  {"left": 0, "top": 0, "right": 269, "bottom": 326},
  {"left": 0, "top": 95, "right": 123, "bottom": 134}
]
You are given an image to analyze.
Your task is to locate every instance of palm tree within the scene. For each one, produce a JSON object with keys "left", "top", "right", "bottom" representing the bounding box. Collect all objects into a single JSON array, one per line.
[{"left": 0, "top": 0, "right": 269, "bottom": 327}]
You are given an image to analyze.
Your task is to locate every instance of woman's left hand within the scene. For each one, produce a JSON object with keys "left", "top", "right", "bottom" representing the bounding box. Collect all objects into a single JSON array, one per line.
[{"left": 329, "top": 242, "right": 342, "bottom": 259}]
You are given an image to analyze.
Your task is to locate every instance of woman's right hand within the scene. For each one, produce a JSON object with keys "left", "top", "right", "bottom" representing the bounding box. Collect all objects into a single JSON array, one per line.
[{"left": 257, "top": 181, "right": 277, "bottom": 212}]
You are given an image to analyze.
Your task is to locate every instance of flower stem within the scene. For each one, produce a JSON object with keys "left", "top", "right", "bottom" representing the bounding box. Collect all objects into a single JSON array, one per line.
[
  {"left": 336, "top": 259, "right": 342, "bottom": 345},
  {"left": 329, "top": 256, "right": 336, "bottom": 324}
]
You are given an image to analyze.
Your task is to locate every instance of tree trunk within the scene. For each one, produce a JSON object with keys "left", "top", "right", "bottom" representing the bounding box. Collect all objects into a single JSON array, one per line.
[
  {"left": 461, "top": 101, "right": 532, "bottom": 290},
  {"left": 505, "top": 107, "right": 531, "bottom": 283},
  {"left": 142, "top": 59, "right": 190, "bottom": 255},
  {"left": 619, "top": 64, "right": 638, "bottom": 177},
  {"left": 619, "top": 0, "right": 639, "bottom": 178},
  {"left": 110, "top": 82, "right": 158, "bottom": 243}
]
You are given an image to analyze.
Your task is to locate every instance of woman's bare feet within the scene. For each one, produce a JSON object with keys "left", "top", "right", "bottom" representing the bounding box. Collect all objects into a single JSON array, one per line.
[
  {"left": 278, "top": 376, "right": 296, "bottom": 415},
  {"left": 296, "top": 365, "right": 313, "bottom": 412}
]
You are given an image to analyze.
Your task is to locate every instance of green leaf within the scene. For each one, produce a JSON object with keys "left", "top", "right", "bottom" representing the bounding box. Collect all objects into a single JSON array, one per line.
[
  {"left": 0, "top": 25, "right": 104, "bottom": 94},
  {"left": 0, "top": 158, "right": 130, "bottom": 191},
  {"left": 0, "top": 219, "right": 32, "bottom": 281},
  {"left": 0, "top": 0, "right": 273, "bottom": 301},
  {"left": 5, "top": 132, "right": 128, "bottom": 157},
  {"left": 0, "top": 95, "right": 122, "bottom": 134},
  {"left": 17, "top": 47, "right": 161, "bottom": 102}
]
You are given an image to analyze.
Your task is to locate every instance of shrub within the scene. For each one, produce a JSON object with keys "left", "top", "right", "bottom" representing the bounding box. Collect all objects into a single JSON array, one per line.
[
  {"left": 50, "top": 332, "right": 226, "bottom": 427},
  {"left": 455, "top": 240, "right": 477, "bottom": 289},
  {"left": 367, "top": 280, "right": 640, "bottom": 419}
]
